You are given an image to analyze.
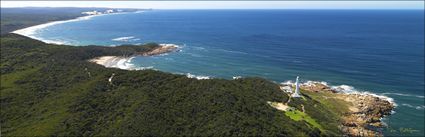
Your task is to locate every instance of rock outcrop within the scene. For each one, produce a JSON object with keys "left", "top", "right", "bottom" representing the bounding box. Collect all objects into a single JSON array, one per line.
[
  {"left": 141, "top": 44, "right": 178, "bottom": 56},
  {"left": 339, "top": 93, "right": 394, "bottom": 137},
  {"left": 299, "top": 82, "right": 395, "bottom": 137}
]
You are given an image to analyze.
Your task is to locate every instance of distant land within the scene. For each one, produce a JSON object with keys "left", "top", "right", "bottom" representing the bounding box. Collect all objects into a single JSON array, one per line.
[
  {"left": 0, "top": 7, "right": 398, "bottom": 136},
  {"left": 0, "top": 7, "right": 141, "bottom": 34}
]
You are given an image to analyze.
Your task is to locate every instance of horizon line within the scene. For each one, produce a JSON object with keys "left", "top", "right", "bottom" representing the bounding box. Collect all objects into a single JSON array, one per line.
[
  {"left": 1, "top": 1, "right": 423, "bottom": 10},
  {"left": 2, "top": 7, "right": 424, "bottom": 10}
]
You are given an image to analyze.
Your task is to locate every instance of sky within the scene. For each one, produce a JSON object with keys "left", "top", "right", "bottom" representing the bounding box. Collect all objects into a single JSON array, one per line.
[{"left": 1, "top": 1, "right": 424, "bottom": 9}]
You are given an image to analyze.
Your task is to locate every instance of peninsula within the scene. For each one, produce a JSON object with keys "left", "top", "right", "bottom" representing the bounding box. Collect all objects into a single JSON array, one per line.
[
  {"left": 0, "top": 33, "right": 395, "bottom": 136},
  {"left": 0, "top": 7, "right": 396, "bottom": 136}
]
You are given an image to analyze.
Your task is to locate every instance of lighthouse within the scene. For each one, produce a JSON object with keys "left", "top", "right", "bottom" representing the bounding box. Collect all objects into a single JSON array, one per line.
[{"left": 292, "top": 76, "right": 302, "bottom": 97}]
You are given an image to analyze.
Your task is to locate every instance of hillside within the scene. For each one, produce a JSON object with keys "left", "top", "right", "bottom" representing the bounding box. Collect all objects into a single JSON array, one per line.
[{"left": 0, "top": 34, "right": 348, "bottom": 136}]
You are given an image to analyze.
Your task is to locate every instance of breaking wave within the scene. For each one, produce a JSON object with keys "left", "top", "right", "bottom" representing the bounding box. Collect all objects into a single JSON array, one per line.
[
  {"left": 401, "top": 104, "right": 425, "bottom": 110},
  {"left": 233, "top": 76, "right": 242, "bottom": 79},
  {"left": 381, "top": 92, "right": 424, "bottom": 99},
  {"left": 186, "top": 73, "right": 211, "bottom": 80},
  {"left": 111, "top": 36, "right": 140, "bottom": 42},
  {"left": 110, "top": 57, "right": 136, "bottom": 70},
  {"left": 12, "top": 12, "right": 135, "bottom": 45},
  {"left": 132, "top": 66, "right": 154, "bottom": 70},
  {"left": 104, "top": 57, "right": 154, "bottom": 70},
  {"left": 280, "top": 80, "right": 397, "bottom": 106}
]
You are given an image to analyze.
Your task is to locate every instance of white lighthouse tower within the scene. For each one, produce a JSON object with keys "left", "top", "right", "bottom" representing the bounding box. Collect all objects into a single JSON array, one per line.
[{"left": 292, "top": 76, "right": 302, "bottom": 97}]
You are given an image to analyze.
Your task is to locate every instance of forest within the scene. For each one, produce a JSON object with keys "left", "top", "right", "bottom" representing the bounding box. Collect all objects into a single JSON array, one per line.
[{"left": 0, "top": 34, "right": 342, "bottom": 136}]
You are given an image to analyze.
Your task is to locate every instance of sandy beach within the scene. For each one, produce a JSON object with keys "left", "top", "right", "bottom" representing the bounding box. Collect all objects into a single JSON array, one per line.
[
  {"left": 11, "top": 12, "right": 131, "bottom": 45},
  {"left": 11, "top": 15, "right": 100, "bottom": 45},
  {"left": 89, "top": 44, "right": 179, "bottom": 70},
  {"left": 89, "top": 56, "right": 135, "bottom": 70}
]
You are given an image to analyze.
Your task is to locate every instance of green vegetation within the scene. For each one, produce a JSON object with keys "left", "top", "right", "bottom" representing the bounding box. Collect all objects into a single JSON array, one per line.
[
  {"left": 286, "top": 91, "right": 343, "bottom": 136},
  {"left": 0, "top": 34, "right": 346, "bottom": 136},
  {"left": 284, "top": 110, "right": 323, "bottom": 131},
  {"left": 301, "top": 90, "right": 350, "bottom": 115}
]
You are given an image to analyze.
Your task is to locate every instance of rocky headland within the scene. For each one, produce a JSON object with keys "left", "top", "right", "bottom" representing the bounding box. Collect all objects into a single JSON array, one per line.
[
  {"left": 298, "top": 82, "right": 395, "bottom": 136},
  {"left": 141, "top": 44, "right": 178, "bottom": 56}
]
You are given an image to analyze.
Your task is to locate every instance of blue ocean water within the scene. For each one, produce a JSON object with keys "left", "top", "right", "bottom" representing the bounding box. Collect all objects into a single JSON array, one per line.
[{"left": 33, "top": 10, "right": 424, "bottom": 136}]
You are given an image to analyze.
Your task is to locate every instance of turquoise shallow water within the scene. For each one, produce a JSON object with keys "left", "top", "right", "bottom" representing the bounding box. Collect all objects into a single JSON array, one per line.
[{"left": 31, "top": 10, "right": 424, "bottom": 136}]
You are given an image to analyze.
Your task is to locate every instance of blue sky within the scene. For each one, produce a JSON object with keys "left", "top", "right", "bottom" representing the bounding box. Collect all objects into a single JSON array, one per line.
[{"left": 1, "top": 1, "right": 424, "bottom": 9}]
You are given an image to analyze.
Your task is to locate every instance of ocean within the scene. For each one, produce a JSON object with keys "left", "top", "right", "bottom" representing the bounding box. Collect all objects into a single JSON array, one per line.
[{"left": 21, "top": 10, "right": 425, "bottom": 136}]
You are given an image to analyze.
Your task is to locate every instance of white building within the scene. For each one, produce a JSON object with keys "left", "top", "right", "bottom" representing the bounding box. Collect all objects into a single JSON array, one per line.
[
  {"left": 105, "top": 9, "right": 114, "bottom": 14},
  {"left": 292, "top": 76, "right": 302, "bottom": 97},
  {"left": 81, "top": 10, "right": 102, "bottom": 15}
]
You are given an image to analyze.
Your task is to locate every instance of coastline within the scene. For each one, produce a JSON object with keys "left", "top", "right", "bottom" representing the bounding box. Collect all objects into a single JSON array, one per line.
[
  {"left": 1, "top": 8, "right": 423, "bottom": 136},
  {"left": 87, "top": 40, "right": 396, "bottom": 136},
  {"left": 6, "top": 10, "right": 402, "bottom": 136},
  {"left": 88, "top": 56, "right": 135, "bottom": 70},
  {"left": 2, "top": 32, "right": 400, "bottom": 136},
  {"left": 280, "top": 81, "right": 396, "bottom": 136},
  {"left": 11, "top": 12, "right": 134, "bottom": 45},
  {"left": 88, "top": 43, "right": 179, "bottom": 70}
]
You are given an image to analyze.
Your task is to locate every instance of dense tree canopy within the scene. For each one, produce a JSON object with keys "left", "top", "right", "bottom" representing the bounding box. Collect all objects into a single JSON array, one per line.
[{"left": 1, "top": 34, "right": 341, "bottom": 136}]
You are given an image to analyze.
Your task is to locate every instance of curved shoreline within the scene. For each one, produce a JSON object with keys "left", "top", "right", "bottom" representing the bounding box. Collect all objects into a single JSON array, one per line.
[
  {"left": 10, "top": 10, "right": 407, "bottom": 106},
  {"left": 88, "top": 56, "right": 135, "bottom": 70},
  {"left": 88, "top": 43, "right": 179, "bottom": 70},
  {"left": 10, "top": 10, "right": 399, "bottom": 136},
  {"left": 11, "top": 12, "right": 134, "bottom": 45},
  {"left": 12, "top": 15, "right": 99, "bottom": 45}
]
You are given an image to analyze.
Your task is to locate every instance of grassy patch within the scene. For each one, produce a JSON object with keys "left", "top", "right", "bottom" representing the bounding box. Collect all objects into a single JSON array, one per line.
[
  {"left": 1, "top": 67, "right": 40, "bottom": 87},
  {"left": 285, "top": 110, "right": 324, "bottom": 131},
  {"left": 301, "top": 91, "right": 350, "bottom": 115},
  {"left": 0, "top": 66, "right": 42, "bottom": 96}
]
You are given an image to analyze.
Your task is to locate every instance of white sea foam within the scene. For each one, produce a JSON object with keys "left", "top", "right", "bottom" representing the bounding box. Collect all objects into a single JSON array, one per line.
[
  {"left": 331, "top": 84, "right": 356, "bottom": 93},
  {"left": 93, "top": 56, "right": 155, "bottom": 71},
  {"left": 121, "top": 57, "right": 136, "bottom": 69},
  {"left": 330, "top": 84, "right": 397, "bottom": 106},
  {"left": 233, "top": 76, "right": 242, "bottom": 79},
  {"left": 186, "top": 73, "right": 210, "bottom": 80},
  {"left": 40, "top": 39, "right": 68, "bottom": 45},
  {"left": 159, "top": 43, "right": 180, "bottom": 48},
  {"left": 280, "top": 80, "right": 397, "bottom": 106},
  {"left": 12, "top": 12, "right": 134, "bottom": 45},
  {"left": 132, "top": 66, "right": 154, "bottom": 70},
  {"left": 381, "top": 92, "right": 424, "bottom": 99},
  {"left": 283, "top": 80, "right": 329, "bottom": 87},
  {"left": 116, "top": 57, "right": 156, "bottom": 71},
  {"left": 89, "top": 43, "right": 180, "bottom": 72},
  {"left": 401, "top": 104, "right": 425, "bottom": 110},
  {"left": 217, "top": 48, "right": 248, "bottom": 55},
  {"left": 302, "top": 80, "right": 329, "bottom": 87},
  {"left": 112, "top": 36, "right": 139, "bottom": 42},
  {"left": 110, "top": 57, "right": 134, "bottom": 70},
  {"left": 380, "top": 117, "right": 390, "bottom": 127},
  {"left": 280, "top": 80, "right": 294, "bottom": 85}
]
